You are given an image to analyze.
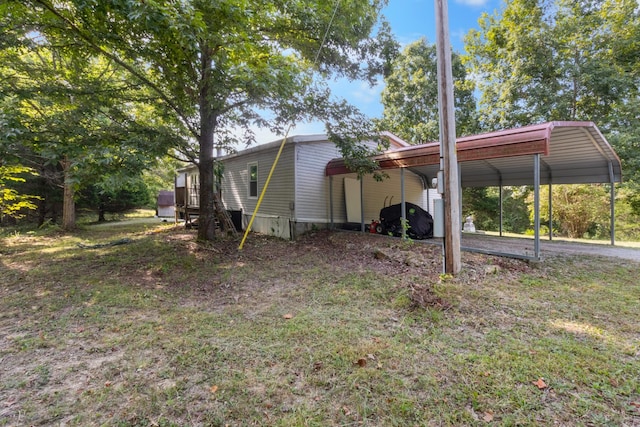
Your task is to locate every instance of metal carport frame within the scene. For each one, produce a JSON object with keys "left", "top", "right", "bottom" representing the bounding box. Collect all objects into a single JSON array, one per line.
[{"left": 326, "top": 121, "right": 623, "bottom": 261}]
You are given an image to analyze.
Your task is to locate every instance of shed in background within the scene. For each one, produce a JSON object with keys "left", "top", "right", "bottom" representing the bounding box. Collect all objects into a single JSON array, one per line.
[{"left": 157, "top": 190, "right": 175, "bottom": 217}]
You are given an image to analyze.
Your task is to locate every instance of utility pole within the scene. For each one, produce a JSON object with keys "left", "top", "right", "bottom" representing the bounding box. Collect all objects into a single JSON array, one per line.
[{"left": 434, "top": 0, "right": 462, "bottom": 274}]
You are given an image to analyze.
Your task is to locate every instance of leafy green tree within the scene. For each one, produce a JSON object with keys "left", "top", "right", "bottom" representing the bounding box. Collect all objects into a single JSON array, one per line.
[
  {"left": 0, "top": 19, "right": 179, "bottom": 229},
  {"left": 78, "top": 175, "right": 151, "bottom": 222},
  {"left": 612, "top": 186, "right": 640, "bottom": 241},
  {"left": 462, "top": 186, "right": 530, "bottom": 233},
  {"left": 464, "top": 0, "right": 640, "bottom": 167},
  {"left": 464, "top": 0, "right": 559, "bottom": 129},
  {"left": 0, "top": 165, "right": 40, "bottom": 223},
  {"left": 464, "top": 0, "right": 640, "bottom": 233},
  {"left": 377, "top": 38, "right": 478, "bottom": 143},
  {"left": 462, "top": 187, "right": 499, "bottom": 230},
  {"left": 500, "top": 187, "right": 531, "bottom": 234},
  {"left": 142, "top": 156, "right": 185, "bottom": 208},
  {"left": 530, "top": 184, "right": 611, "bottom": 239},
  {"left": 11, "top": 0, "right": 395, "bottom": 241},
  {"left": 607, "top": 95, "right": 640, "bottom": 213}
]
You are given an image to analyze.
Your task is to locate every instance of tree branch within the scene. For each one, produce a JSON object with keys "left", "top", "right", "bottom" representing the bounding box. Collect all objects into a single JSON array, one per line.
[
  {"left": 220, "top": 98, "right": 250, "bottom": 115},
  {"left": 32, "top": 0, "right": 200, "bottom": 140}
]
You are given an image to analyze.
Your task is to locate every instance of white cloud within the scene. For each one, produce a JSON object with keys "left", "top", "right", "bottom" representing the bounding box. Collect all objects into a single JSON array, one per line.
[
  {"left": 454, "top": 0, "right": 490, "bottom": 6},
  {"left": 240, "top": 121, "right": 327, "bottom": 148},
  {"left": 351, "top": 80, "right": 383, "bottom": 106},
  {"left": 451, "top": 28, "right": 470, "bottom": 48}
]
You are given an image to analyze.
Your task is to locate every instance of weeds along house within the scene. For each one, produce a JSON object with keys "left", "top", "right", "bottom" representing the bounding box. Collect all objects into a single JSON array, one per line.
[{"left": 175, "top": 133, "right": 439, "bottom": 239}]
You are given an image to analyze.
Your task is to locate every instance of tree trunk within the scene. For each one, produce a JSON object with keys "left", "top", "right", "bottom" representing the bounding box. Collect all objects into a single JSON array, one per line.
[
  {"left": 37, "top": 170, "right": 46, "bottom": 227},
  {"left": 61, "top": 157, "right": 76, "bottom": 230},
  {"left": 196, "top": 47, "right": 217, "bottom": 242},
  {"left": 37, "top": 197, "right": 46, "bottom": 227}
]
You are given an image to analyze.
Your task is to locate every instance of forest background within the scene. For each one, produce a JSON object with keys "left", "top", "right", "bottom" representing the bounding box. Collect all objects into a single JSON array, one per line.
[{"left": 1, "top": 0, "right": 639, "bottom": 241}]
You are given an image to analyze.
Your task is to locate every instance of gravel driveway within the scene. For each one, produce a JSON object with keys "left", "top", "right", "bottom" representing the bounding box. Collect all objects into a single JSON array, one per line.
[{"left": 454, "top": 233, "right": 640, "bottom": 262}]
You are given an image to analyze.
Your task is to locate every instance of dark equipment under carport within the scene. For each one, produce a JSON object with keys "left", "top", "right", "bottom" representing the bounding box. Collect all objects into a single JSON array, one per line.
[{"left": 378, "top": 202, "right": 434, "bottom": 239}]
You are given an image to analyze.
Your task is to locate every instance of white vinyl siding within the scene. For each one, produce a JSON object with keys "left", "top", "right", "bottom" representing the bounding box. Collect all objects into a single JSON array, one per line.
[
  {"left": 328, "top": 174, "right": 347, "bottom": 223},
  {"left": 422, "top": 188, "right": 441, "bottom": 214},
  {"left": 214, "top": 135, "right": 429, "bottom": 238},
  {"left": 294, "top": 140, "right": 342, "bottom": 222},
  {"left": 221, "top": 144, "right": 295, "bottom": 220}
]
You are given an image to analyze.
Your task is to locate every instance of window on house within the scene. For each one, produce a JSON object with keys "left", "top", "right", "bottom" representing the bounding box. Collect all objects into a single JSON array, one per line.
[
  {"left": 188, "top": 173, "right": 199, "bottom": 206},
  {"left": 248, "top": 163, "right": 258, "bottom": 198}
]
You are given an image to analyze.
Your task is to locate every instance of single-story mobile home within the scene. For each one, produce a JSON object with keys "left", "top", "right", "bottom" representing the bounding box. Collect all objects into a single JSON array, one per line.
[
  {"left": 176, "top": 121, "right": 623, "bottom": 260},
  {"left": 175, "top": 133, "right": 440, "bottom": 239}
]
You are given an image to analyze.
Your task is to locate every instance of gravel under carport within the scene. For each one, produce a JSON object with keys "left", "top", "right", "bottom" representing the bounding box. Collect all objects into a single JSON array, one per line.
[{"left": 453, "top": 233, "right": 640, "bottom": 262}]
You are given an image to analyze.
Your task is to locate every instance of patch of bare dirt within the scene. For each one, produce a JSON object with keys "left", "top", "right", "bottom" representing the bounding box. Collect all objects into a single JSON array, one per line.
[
  {"left": 156, "top": 228, "right": 536, "bottom": 288},
  {"left": 167, "top": 230, "right": 535, "bottom": 312}
]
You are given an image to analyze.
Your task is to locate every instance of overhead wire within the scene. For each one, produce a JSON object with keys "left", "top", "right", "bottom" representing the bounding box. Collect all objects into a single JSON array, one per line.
[{"left": 238, "top": 0, "right": 341, "bottom": 250}]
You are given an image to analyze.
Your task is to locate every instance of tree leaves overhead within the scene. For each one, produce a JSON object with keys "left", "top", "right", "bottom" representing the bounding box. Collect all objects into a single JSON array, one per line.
[
  {"left": 0, "top": 4, "right": 181, "bottom": 228},
  {"left": 531, "top": 184, "right": 611, "bottom": 238},
  {"left": 22, "top": 0, "right": 392, "bottom": 146},
  {"left": 464, "top": 0, "right": 639, "bottom": 133},
  {"left": 2, "top": 45, "right": 175, "bottom": 176},
  {"left": 377, "top": 38, "right": 477, "bottom": 144},
  {"left": 464, "top": 0, "right": 557, "bottom": 129},
  {"left": 464, "top": 0, "right": 640, "bottom": 213},
  {"left": 5, "top": 0, "right": 395, "bottom": 239}
]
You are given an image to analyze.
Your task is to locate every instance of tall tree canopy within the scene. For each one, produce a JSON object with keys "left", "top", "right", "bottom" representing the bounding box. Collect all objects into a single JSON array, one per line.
[
  {"left": 463, "top": 0, "right": 640, "bottom": 226},
  {"left": 6, "top": 0, "right": 396, "bottom": 241},
  {"left": 465, "top": 0, "right": 640, "bottom": 130},
  {"left": 464, "top": 0, "right": 640, "bottom": 180},
  {"left": 377, "top": 38, "right": 477, "bottom": 143},
  {"left": 0, "top": 21, "right": 178, "bottom": 229}
]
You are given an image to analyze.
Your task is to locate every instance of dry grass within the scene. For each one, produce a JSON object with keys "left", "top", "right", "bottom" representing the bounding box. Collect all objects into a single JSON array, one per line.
[{"left": 1, "top": 219, "right": 639, "bottom": 426}]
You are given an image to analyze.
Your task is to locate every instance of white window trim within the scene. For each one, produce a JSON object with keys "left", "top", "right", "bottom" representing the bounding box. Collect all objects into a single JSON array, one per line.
[{"left": 248, "top": 162, "right": 258, "bottom": 199}]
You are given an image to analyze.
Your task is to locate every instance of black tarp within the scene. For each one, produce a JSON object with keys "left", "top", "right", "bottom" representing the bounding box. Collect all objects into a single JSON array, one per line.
[{"left": 379, "top": 202, "right": 434, "bottom": 239}]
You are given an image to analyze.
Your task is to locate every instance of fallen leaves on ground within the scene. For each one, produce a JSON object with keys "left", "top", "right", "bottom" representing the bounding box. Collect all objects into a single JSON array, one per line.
[{"left": 533, "top": 378, "right": 548, "bottom": 389}]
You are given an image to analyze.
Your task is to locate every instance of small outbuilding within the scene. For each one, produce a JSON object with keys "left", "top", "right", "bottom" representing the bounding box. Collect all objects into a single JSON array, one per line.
[{"left": 156, "top": 190, "right": 175, "bottom": 218}]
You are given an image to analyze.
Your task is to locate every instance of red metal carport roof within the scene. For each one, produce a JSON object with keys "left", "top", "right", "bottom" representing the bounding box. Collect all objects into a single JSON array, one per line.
[{"left": 326, "top": 121, "right": 622, "bottom": 187}]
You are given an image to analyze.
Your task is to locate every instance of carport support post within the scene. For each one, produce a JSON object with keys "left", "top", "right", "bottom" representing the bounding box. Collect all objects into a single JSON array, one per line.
[
  {"left": 534, "top": 154, "right": 541, "bottom": 259},
  {"left": 549, "top": 182, "right": 553, "bottom": 241},
  {"left": 360, "top": 177, "right": 365, "bottom": 232},
  {"left": 400, "top": 168, "right": 407, "bottom": 239},
  {"left": 609, "top": 161, "right": 616, "bottom": 246},
  {"left": 459, "top": 166, "right": 463, "bottom": 235},
  {"left": 499, "top": 182, "right": 503, "bottom": 237},
  {"left": 329, "top": 176, "right": 334, "bottom": 230}
]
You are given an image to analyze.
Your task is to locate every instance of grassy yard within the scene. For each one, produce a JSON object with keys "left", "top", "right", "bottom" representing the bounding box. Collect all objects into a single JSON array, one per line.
[{"left": 1, "top": 218, "right": 639, "bottom": 426}]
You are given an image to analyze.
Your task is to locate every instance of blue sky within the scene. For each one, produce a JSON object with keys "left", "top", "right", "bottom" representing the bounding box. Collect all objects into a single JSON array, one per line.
[{"left": 255, "top": 0, "right": 502, "bottom": 143}]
